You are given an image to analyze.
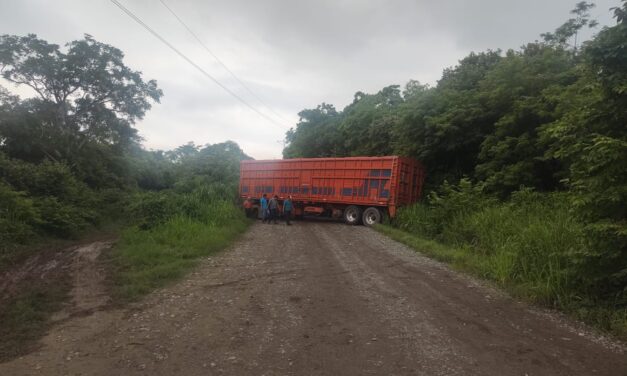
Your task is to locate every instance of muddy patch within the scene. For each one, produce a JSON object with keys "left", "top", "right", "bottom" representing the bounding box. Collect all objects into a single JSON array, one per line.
[
  {"left": 53, "top": 241, "right": 114, "bottom": 320},
  {"left": 0, "top": 240, "right": 115, "bottom": 361}
]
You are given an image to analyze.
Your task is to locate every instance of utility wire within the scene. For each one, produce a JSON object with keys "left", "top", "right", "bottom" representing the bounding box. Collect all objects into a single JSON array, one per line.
[
  {"left": 109, "top": 0, "right": 286, "bottom": 130},
  {"left": 159, "top": 0, "right": 289, "bottom": 124}
]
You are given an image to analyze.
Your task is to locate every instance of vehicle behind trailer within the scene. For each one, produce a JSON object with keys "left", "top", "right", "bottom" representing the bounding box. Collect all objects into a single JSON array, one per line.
[{"left": 239, "top": 156, "right": 425, "bottom": 225}]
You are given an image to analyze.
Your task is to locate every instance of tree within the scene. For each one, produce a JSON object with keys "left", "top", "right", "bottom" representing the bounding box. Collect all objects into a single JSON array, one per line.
[
  {"left": 475, "top": 44, "right": 578, "bottom": 194},
  {"left": 283, "top": 103, "right": 343, "bottom": 158},
  {"left": 165, "top": 142, "right": 200, "bottom": 163},
  {"left": 402, "top": 80, "right": 430, "bottom": 99},
  {"left": 0, "top": 34, "right": 163, "bottom": 188},
  {"left": 164, "top": 141, "right": 251, "bottom": 192},
  {"left": 0, "top": 34, "right": 162, "bottom": 154},
  {"left": 393, "top": 52, "right": 503, "bottom": 187},
  {"left": 339, "top": 85, "right": 402, "bottom": 156},
  {"left": 541, "top": 0, "right": 627, "bottom": 302},
  {"left": 541, "top": 1, "right": 598, "bottom": 50}
]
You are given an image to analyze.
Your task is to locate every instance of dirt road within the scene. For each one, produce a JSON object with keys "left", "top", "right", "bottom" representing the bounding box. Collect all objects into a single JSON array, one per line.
[{"left": 1, "top": 221, "right": 625, "bottom": 375}]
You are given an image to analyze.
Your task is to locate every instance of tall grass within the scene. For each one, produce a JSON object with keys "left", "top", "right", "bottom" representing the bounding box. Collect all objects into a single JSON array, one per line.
[
  {"left": 108, "top": 184, "right": 248, "bottom": 302},
  {"left": 388, "top": 182, "right": 627, "bottom": 339}
]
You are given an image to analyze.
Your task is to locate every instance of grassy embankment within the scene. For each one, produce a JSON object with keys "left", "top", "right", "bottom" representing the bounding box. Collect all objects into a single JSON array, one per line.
[
  {"left": 107, "top": 184, "right": 249, "bottom": 302},
  {"left": 378, "top": 186, "right": 627, "bottom": 340}
]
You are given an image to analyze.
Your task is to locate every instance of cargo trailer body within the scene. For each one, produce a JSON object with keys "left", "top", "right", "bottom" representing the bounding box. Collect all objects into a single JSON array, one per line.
[{"left": 239, "top": 156, "right": 425, "bottom": 225}]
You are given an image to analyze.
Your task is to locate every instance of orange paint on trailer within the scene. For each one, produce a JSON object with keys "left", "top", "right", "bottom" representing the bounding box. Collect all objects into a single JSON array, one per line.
[{"left": 239, "top": 156, "right": 425, "bottom": 218}]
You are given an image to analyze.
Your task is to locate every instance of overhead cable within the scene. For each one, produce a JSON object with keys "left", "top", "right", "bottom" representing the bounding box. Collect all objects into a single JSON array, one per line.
[
  {"left": 159, "top": 0, "right": 289, "bottom": 124},
  {"left": 109, "top": 0, "right": 287, "bottom": 129}
]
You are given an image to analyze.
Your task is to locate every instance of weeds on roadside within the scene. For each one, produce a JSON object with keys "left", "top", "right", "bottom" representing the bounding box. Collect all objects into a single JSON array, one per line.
[
  {"left": 108, "top": 184, "right": 248, "bottom": 302},
  {"left": 387, "top": 180, "right": 627, "bottom": 339}
]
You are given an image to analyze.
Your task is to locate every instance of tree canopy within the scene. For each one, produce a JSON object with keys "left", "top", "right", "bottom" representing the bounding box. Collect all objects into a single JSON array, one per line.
[
  {"left": 283, "top": 1, "right": 627, "bottom": 298},
  {"left": 0, "top": 34, "right": 249, "bottom": 249},
  {"left": 0, "top": 34, "right": 162, "bottom": 167}
]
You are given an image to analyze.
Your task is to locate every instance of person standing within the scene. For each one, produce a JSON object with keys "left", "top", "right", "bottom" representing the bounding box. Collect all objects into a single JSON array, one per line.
[
  {"left": 243, "top": 196, "right": 253, "bottom": 218},
  {"left": 283, "top": 195, "right": 293, "bottom": 225},
  {"left": 268, "top": 195, "right": 279, "bottom": 224},
  {"left": 260, "top": 194, "right": 268, "bottom": 223}
]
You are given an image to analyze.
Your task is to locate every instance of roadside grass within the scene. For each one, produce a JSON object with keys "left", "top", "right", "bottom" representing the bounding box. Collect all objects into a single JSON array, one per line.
[
  {"left": 107, "top": 193, "right": 249, "bottom": 303},
  {"left": 375, "top": 225, "right": 470, "bottom": 267},
  {"left": 0, "top": 279, "right": 70, "bottom": 361},
  {"left": 109, "top": 217, "right": 248, "bottom": 303},
  {"left": 377, "top": 192, "right": 627, "bottom": 341}
]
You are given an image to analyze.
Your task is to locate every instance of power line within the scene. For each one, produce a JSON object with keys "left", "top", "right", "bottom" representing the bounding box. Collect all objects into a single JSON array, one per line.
[
  {"left": 109, "top": 0, "right": 286, "bottom": 130},
  {"left": 158, "top": 0, "right": 289, "bottom": 124}
]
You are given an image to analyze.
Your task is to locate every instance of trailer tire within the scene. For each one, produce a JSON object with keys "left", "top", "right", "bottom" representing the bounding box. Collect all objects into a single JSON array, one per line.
[
  {"left": 343, "top": 206, "right": 362, "bottom": 225},
  {"left": 362, "top": 207, "right": 382, "bottom": 226}
]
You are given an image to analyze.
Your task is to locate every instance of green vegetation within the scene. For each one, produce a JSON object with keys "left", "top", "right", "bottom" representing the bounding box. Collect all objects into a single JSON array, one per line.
[
  {"left": 381, "top": 183, "right": 626, "bottom": 338},
  {"left": 0, "top": 32, "right": 161, "bottom": 267},
  {"left": 0, "top": 32, "right": 251, "bottom": 356},
  {"left": 0, "top": 154, "right": 124, "bottom": 269},
  {"left": 1, "top": 0, "right": 625, "bottom": 349},
  {"left": 0, "top": 32, "right": 250, "bottom": 263},
  {"left": 109, "top": 184, "right": 248, "bottom": 302},
  {"left": 284, "top": 2, "right": 627, "bottom": 337}
]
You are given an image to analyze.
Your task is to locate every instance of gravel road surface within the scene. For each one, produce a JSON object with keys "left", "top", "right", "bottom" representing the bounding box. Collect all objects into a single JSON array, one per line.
[{"left": 1, "top": 221, "right": 625, "bottom": 375}]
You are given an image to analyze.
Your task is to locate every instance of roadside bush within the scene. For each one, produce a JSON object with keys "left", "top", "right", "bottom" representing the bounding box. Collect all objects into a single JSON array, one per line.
[
  {"left": 394, "top": 184, "right": 585, "bottom": 305},
  {"left": 0, "top": 183, "right": 39, "bottom": 244},
  {"left": 395, "top": 178, "right": 495, "bottom": 239},
  {"left": 129, "top": 191, "right": 178, "bottom": 230},
  {"left": 0, "top": 157, "right": 90, "bottom": 204},
  {"left": 129, "top": 183, "right": 242, "bottom": 230},
  {"left": 567, "top": 136, "right": 627, "bottom": 307},
  {"left": 93, "top": 188, "right": 133, "bottom": 223},
  {"left": 110, "top": 183, "right": 248, "bottom": 301},
  {"left": 392, "top": 181, "right": 626, "bottom": 335},
  {"left": 34, "top": 197, "right": 95, "bottom": 238},
  {"left": 0, "top": 154, "right": 115, "bottom": 247},
  {"left": 459, "top": 191, "right": 582, "bottom": 303}
]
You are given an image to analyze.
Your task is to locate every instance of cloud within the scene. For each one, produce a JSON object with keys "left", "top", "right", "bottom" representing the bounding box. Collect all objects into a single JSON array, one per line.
[{"left": 0, "top": 0, "right": 621, "bottom": 158}]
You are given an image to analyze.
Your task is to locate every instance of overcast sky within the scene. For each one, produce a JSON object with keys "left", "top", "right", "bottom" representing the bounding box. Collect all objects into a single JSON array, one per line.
[{"left": 0, "top": 0, "right": 620, "bottom": 158}]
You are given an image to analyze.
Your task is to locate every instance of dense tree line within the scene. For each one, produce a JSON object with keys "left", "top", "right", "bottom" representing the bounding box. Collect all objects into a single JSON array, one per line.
[
  {"left": 0, "top": 34, "right": 248, "bottom": 264},
  {"left": 284, "top": 2, "right": 627, "bottom": 309}
]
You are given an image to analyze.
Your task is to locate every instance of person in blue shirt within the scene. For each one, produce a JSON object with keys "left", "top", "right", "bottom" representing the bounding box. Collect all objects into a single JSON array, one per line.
[
  {"left": 260, "top": 194, "right": 268, "bottom": 223},
  {"left": 283, "top": 195, "right": 293, "bottom": 225}
]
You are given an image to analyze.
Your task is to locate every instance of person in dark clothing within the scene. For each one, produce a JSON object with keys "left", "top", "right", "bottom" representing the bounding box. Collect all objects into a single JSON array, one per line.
[
  {"left": 268, "top": 195, "right": 279, "bottom": 224},
  {"left": 243, "top": 196, "right": 253, "bottom": 218},
  {"left": 283, "top": 195, "right": 293, "bottom": 225}
]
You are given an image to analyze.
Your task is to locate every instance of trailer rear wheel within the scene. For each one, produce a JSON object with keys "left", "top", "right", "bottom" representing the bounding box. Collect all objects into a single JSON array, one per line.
[
  {"left": 362, "top": 207, "right": 382, "bottom": 226},
  {"left": 343, "top": 205, "right": 362, "bottom": 225}
]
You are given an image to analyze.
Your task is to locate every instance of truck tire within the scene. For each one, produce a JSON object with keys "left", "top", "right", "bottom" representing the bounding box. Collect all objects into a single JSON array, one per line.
[
  {"left": 343, "top": 205, "right": 362, "bottom": 225},
  {"left": 362, "top": 207, "right": 382, "bottom": 226}
]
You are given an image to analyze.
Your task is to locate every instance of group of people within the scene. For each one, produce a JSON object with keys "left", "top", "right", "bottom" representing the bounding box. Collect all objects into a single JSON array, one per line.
[{"left": 259, "top": 194, "right": 293, "bottom": 225}]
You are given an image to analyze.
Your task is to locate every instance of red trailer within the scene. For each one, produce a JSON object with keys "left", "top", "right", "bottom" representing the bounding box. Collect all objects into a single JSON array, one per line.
[{"left": 239, "top": 156, "right": 425, "bottom": 225}]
